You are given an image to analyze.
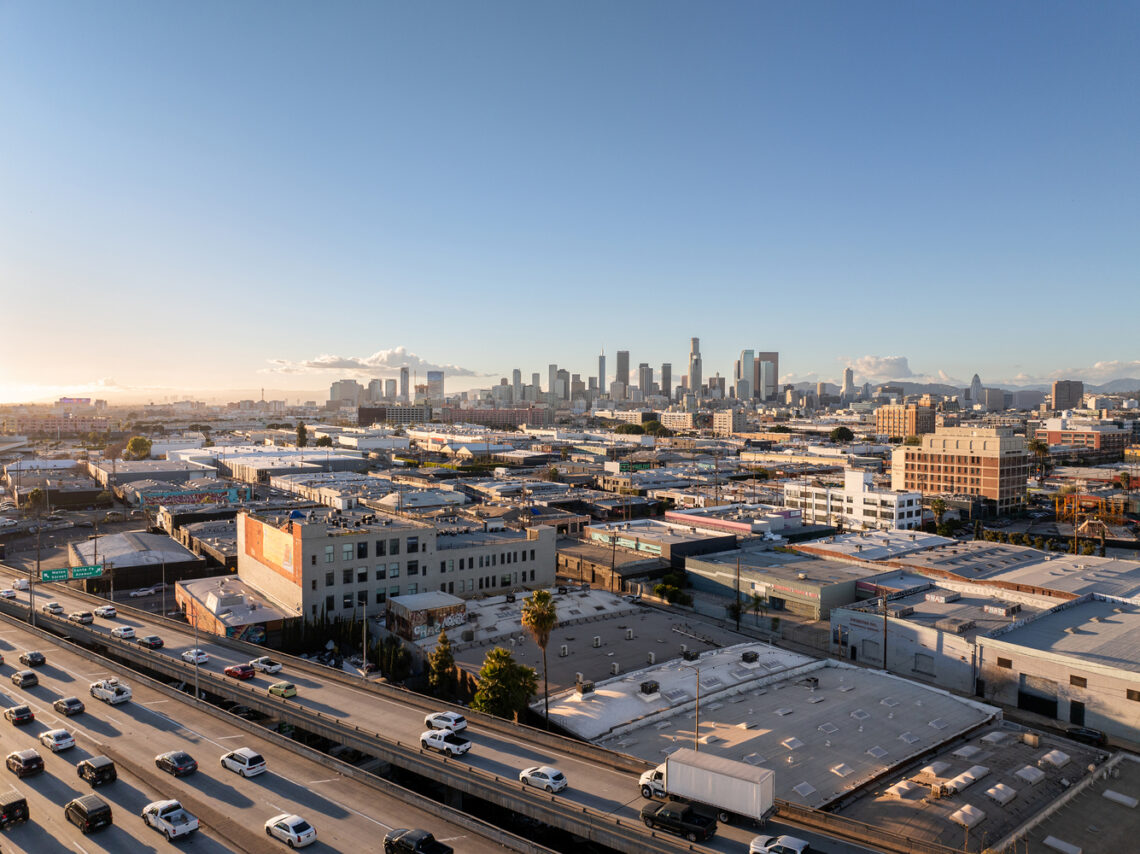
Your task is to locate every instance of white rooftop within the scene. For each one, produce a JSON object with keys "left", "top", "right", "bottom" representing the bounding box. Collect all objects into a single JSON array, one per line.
[{"left": 797, "top": 530, "right": 955, "bottom": 562}]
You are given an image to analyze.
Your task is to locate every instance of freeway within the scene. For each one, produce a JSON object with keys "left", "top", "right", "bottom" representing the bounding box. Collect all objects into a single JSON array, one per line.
[
  {"left": 0, "top": 612, "right": 525, "bottom": 854},
  {"left": 0, "top": 567, "right": 875, "bottom": 854}
]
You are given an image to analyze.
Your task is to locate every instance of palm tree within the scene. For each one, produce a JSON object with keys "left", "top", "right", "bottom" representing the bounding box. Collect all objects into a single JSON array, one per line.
[
  {"left": 930, "top": 498, "right": 947, "bottom": 528},
  {"left": 749, "top": 592, "right": 767, "bottom": 626},
  {"left": 1027, "top": 438, "right": 1050, "bottom": 484},
  {"left": 520, "top": 590, "right": 558, "bottom": 729}
]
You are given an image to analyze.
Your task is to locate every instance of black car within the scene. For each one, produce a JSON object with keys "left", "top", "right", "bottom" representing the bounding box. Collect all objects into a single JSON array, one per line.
[
  {"left": 4, "top": 705, "right": 34, "bottom": 725},
  {"left": 10, "top": 670, "right": 38, "bottom": 689},
  {"left": 1066, "top": 726, "right": 1108, "bottom": 747},
  {"left": 0, "top": 791, "right": 29, "bottom": 828},
  {"left": 155, "top": 751, "right": 198, "bottom": 777},
  {"left": 384, "top": 828, "right": 455, "bottom": 854},
  {"left": 54, "top": 696, "right": 86, "bottom": 716},
  {"left": 18, "top": 651, "right": 45, "bottom": 667},
  {"left": 77, "top": 756, "right": 117, "bottom": 787},
  {"left": 136, "top": 635, "right": 164, "bottom": 650},
  {"left": 6, "top": 749, "right": 44, "bottom": 778}
]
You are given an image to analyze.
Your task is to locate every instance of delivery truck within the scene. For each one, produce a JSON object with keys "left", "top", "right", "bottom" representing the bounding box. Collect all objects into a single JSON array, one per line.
[{"left": 639, "top": 748, "right": 775, "bottom": 825}]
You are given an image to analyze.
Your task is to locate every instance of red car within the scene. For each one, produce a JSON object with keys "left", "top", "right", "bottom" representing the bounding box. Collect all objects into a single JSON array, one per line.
[{"left": 224, "top": 664, "right": 255, "bottom": 680}]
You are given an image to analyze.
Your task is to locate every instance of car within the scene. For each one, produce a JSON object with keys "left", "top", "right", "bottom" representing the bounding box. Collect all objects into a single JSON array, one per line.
[
  {"left": 181, "top": 648, "right": 209, "bottom": 665},
  {"left": 383, "top": 828, "right": 455, "bottom": 854},
  {"left": 19, "top": 651, "right": 45, "bottom": 667},
  {"left": 225, "top": 663, "right": 255, "bottom": 680},
  {"left": 129, "top": 587, "right": 156, "bottom": 598},
  {"left": 750, "top": 834, "right": 814, "bottom": 854},
  {"left": 0, "top": 791, "right": 29, "bottom": 828},
  {"left": 93, "top": 604, "right": 117, "bottom": 618},
  {"left": 519, "top": 765, "right": 568, "bottom": 793},
  {"left": 77, "top": 755, "right": 117, "bottom": 787},
  {"left": 268, "top": 681, "right": 297, "bottom": 698},
  {"left": 155, "top": 751, "right": 198, "bottom": 777},
  {"left": 0, "top": 589, "right": 15, "bottom": 599},
  {"left": 4, "top": 705, "right": 33, "bottom": 725},
  {"left": 1066, "top": 726, "right": 1108, "bottom": 747},
  {"left": 11, "top": 670, "right": 37, "bottom": 689},
  {"left": 40, "top": 728, "right": 76, "bottom": 752},
  {"left": 64, "top": 793, "right": 113, "bottom": 833},
  {"left": 220, "top": 747, "right": 267, "bottom": 777},
  {"left": 641, "top": 802, "right": 716, "bottom": 843},
  {"left": 53, "top": 696, "right": 86, "bottom": 716},
  {"left": 423, "top": 711, "right": 467, "bottom": 733},
  {"left": 249, "top": 656, "right": 283, "bottom": 673},
  {"left": 136, "top": 635, "right": 164, "bottom": 649},
  {"left": 40, "top": 602, "right": 64, "bottom": 615},
  {"left": 110, "top": 625, "right": 135, "bottom": 639},
  {"left": 68, "top": 611, "right": 95, "bottom": 624},
  {"left": 6, "top": 749, "right": 44, "bottom": 778},
  {"left": 265, "top": 813, "right": 318, "bottom": 848}
]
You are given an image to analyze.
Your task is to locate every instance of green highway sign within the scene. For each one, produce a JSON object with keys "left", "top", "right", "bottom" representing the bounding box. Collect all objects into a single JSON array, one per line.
[
  {"left": 40, "top": 568, "right": 68, "bottom": 582},
  {"left": 71, "top": 565, "right": 104, "bottom": 579}
]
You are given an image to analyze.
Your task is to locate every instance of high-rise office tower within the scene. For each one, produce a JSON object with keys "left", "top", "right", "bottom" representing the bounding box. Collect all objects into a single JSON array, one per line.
[
  {"left": 367, "top": 379, "right": 384, "bottom": 402},
  {"left": 638, "top": 363, "right": 653, "bottom": 396},
  {"left": 1052, "top": 380, "right": 1084, "bottom": 411},
  {"left": 754, "top": 351, "right": 778, "bottom": 400},
  {"left": 598, "top": 350, "right": 606, "bottom": 396},
  {"left": 689, "top": 338, "right": 702, "bottom": 397},
  {"left": 384, "top": 378, "right": 397, "bottom": 399},
  {"left": 616, "top": 351, "right": 630, "bottom": 390},
  {"left": 557, "top": 369, "right": 570, "bottom": 400},
  {"left": 427, "top": 371, "right": 444, "bottom": 404},
  {"left": 512, "top": 369, "right": 522, "bottom": 401},
  {"left": 842, "top": 367, "right": 855, "bottom": 399},
  {"left": 548, "top": 364, "right": 558, "bottom": 401},
  {"left": 660, "top": 363, "right": 672, "bottom": 402},
  {"left": 738, "top": 350, "right": 755, "bottom": 401},
  {"left": 531, "top": 372, "right": 541, "bottom": 391},
  {"left": 399, "top": 367, "right": 410, "bottom": 402}
]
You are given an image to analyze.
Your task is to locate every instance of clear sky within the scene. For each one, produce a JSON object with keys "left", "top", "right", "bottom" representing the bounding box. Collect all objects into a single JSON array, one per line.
[{"left": 2, "top": 2, "right": 1137, "bottom": 403}]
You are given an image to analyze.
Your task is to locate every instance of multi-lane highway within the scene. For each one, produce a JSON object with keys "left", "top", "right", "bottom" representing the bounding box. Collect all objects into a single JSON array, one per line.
[
  {"left": 0, "top": 566, "right": 876, "bottom": 854},
  {"left": 0, "top": 607, "right": 529, "bottom": 854}
]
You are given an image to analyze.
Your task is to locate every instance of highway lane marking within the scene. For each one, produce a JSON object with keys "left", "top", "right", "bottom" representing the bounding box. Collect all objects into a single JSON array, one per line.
[
  {"left": 133, "top": 705, "right": 228, "bottom": 750},
  {"left": 73, "top": 844, "right": 92, "bottom": 854},
  {"left": 217, "top": 734, "right": 244, "bottom": 739},
  {"left": 142, "top": 699, "right": 169, "bottom": 705},
  {"left": 306, "top": 778, "right": 338, "bottom": 784},
  {"left": 270, "top": 789, "right": 394, "bottom": 831}
]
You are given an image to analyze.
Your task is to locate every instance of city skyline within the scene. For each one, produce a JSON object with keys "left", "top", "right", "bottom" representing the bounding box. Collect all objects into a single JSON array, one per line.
[{"left": 2, "top": 3, "right": 1138, "bottom": 402}]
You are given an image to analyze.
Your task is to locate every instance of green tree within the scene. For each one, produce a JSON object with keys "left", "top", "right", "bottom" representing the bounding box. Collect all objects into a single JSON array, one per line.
[
  {"left": 543, "top": 466, "right": 561, "bottom": 483},
  {"left": 749, "top": 592, "right": 767, "bottom": 625},
  {"left": 427, "top": 630, "right": 457, "bottom": 699},
  {"left": 643, "top": 420, "right": 674, "bottom": 438},
  {"left": 24, "top": 488, "right": 48, "bottom": 517},
  {"left": 829, "top": 426, "right": 854, "bottom": 443},
  {"left": 903, "top": 435, "right": 922, "bottom": 446},
  {"left": 314, "top": 435, "right": 334, "bottom": 447},
  {"left": 1027, "top": 438, "right": 1050, "bottom": 483},
  {"left": 930, "top": 498, "right": 947, "bottom": 527},
  {"left": 1120, "top": 472, "right": 1131, "bottom": 494},
  {"left": 470, "top": 647, "right": 537, "bottom": 721},
  {"left": 124, "top": 436, "right": 152, "bottom": 460},
  {"left": 614, "top": 423, "right": 646, "bottom": 435},
  {"left": 725, "top": 598, "right": 743, "bottom": 630},
  {"left": 520, "top": 590, "right": 558, "bottom": 728},
  {"left": 296, "top": 422, "right": 308, "bottom": 448}
]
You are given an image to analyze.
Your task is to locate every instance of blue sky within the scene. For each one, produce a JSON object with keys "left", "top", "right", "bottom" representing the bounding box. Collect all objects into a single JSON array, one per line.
[{"left": 1, "top": 2, "right": 1137, "bottom": 402}]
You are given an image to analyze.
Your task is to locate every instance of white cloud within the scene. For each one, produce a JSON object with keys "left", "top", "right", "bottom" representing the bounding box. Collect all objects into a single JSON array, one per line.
[
  {"left": 264, "top": 346, "right": 486, "bottom": 378},
  {"left": 848, "top": 355, "right": 913, "bottom": 380}
]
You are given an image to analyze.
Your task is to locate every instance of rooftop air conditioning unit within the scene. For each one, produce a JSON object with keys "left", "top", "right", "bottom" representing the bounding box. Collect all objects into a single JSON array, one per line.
[
  {"left": 742, "top": 650, "right": 759, "bottom": 663},
  {"left": 640, "top": 680, "right": 660, "bottom": 695},
  {"left": 682, "top": 650, "right": 699, "bottom": 662}
]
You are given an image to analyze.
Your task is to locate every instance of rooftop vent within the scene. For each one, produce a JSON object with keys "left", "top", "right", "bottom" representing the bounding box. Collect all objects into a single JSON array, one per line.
[
  {"left": 640, "top": 680, "right": 660, "bottom": 695},
  {"left": 741, "top": 650, "right": 759, "bottom": 663}
]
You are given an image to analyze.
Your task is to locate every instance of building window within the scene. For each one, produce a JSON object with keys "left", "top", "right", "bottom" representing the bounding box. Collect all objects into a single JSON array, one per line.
[
  {"left": 389, "top": 563, "right": 400, "bottom": 578},
  {"left": 376, "top": 540, "right": 386, "bottom": 557},
  {"left": 1070, "top": 675, "right": 1087, "bottom": 688},
  {"left": 501, "top": 573, "right": 511, "bottom": 587},
  {"left": 478, "top": 577, "right": 483, "bottom": 589},
  {"left": 376, "top": 590, "right": 386, "bottom": 605},
  {"left": 342, "top": 594, "right": 353, "bottom": 609},
  {"left": 357, "top": 569, "right": 367, "bottom": 583},
  {"left": 440, "top": 561, "right": 446, "bottom": 573},
  {"left": 357, "top": 589, "right": 367, "bottom": 605},
  {"left": 389, "top": 585, "right": 399, "bottom": 598},
  {"left": 325, "top": 595, "right": 334, "bottom": 613},
  {"left": 310, "top": 579, "right": 316, "bottom": 591},
  {"left": 407, "top": 583, "right": 418, "bottom": 595},
  {"left": 375, "top": 567, "right": 386, "bottom": 581},
  {"left": 407, "top": 536, "right": 419, "bottom": 553},
  {"left": 310, "top": 554, "right": 316, "bottom": 566},
  {"left": 342, "top": 569, "right": 352, "bottom": 584},
  {"left": 531, "top": 549, "right": 535, "bottom": 561},
  {"left": 357, "top": 541, "right": 368, "bottom": 560},
  {"left": 325, "top": 546, "right": 334, "bottom": 564},
  {"left": 390, "top": 539, "right": 400, "bottom": 555},
  {"left": 1129, "top": 689, "right": 1140, "bottom": 703},
  {"left": 325, "top": 572, "right": 334, "bottom": 587},
  {"left": 408, "top": 560, "right": 419, "bottom": 576},
  {"left": 342, "top": 544, "right": 353, "bottom": 561},
  {"left": 478, "top": 556, "right": 484, "bottom": 568},
  {"left": 997, "top": 658, "right": 1012, "bottom": 669}
]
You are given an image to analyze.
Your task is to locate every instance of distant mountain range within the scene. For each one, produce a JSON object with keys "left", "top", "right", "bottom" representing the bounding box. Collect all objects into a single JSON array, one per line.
[{"left": 798, "top": 379, "right": 1140, "bottom": 396}]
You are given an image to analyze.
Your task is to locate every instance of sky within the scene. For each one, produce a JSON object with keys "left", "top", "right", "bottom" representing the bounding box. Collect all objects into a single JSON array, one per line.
[{"left": 1, "top": 2, "right": 1138, "bottom": 403}]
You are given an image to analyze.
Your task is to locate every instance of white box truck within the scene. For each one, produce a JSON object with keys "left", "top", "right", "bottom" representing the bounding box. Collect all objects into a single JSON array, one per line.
[{"left": 639, "top": 748, "right": 775, "bottom": 825}]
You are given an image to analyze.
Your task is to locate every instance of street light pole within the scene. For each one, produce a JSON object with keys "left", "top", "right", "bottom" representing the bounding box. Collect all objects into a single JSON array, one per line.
[
  {"left": 693, "top": 662, "right": 701, "bottom": 752},
  {"left": 30, "top": 526, "right": 40, "bottom": 628},
  {"left": 193, "top": 612, "right": 200, "bottom": 703}
]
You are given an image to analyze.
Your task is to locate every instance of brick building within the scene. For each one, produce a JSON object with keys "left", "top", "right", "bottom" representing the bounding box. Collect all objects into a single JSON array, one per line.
[{"left": 874, "top": 404, "right": 935, "bottom": 440}]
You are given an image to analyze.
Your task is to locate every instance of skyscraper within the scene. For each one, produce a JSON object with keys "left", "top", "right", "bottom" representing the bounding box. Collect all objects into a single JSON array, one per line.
[
  {"left": 660, "top": 363, "right": 672, "bottom": 402},
  {"left": 548, "top": 364, "right": 558, "bottom": 400},
  {"left": 638, "top": 363, "right": 653, "bottom": 396},
  {"left": 427, "top": 370, "right": 444, "bottom": 403},
  {"left": 384, "top": 378, "right": 397, "bottom": 399},
  {"left": 754, "top": 351, "right": 779, "bottom": 400},
  {"left": 512, "top": 368, "right": 522, "bottom": 402},
  {"left": 1052, "top": 380, "right": 1084, "bottom": 411},
  {"left": 688, "top": 338, "right": 702, "bottom": 398},
  {"left": 598, "top": 350, "right": 606, "bottom": 396},
  {"left": 616, "top": 351, "right": 630, "bottom": 389},
  {"left": 841, "top": 367, "right": 855, "bottom": 399},
  {"left": 737, "top": 349, "right": 754, "bottom": 401},
  {"left": 399, "top": 367, "right": 410, "bottom": 402}
]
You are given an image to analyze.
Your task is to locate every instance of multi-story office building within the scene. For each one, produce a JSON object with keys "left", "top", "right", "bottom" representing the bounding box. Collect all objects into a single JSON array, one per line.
[
  {"left": 755, "top": 351, "right": 779, "bottom": 400},
  {"left": 511, "top": 369, "right": 522, "bottom": 401},
  {"left": 660, "top": 363, "right": 672, "bottom": 402},
  {"left": 399, "top": 367, "right": 410, "bottom": 402},
  {"left": 875, "top": 404, "right": 936, "bottom": 439},
  {"left": 329, "top": 379, "right": 363, "bottom": 406},
  {"left": 841, "top": 367, "right": 855, "bottom": 399},
  {"left": 615, "top": 351, "right": 630, "bottom": 393},
  {"left": 891, "top": 426, "right": 1029, "bottom": 514},
  {"left": 688, "top": 338, "right": 702, "bottom": 397},
  {"left": 237, "top": 509, "right": 556, "bottom": 622},
  {"left": 426, "top": 371, "right": 444, "bottom": 404},
  {"left": 1052, "top": 380, "right": 1085, "bottom": 411},
  {"left": 784, "top": 469, "right": 922, "bottom": 531},
  {"left": 598, "top": 351, "right": 606, "bottom": 396},
  {"left": 638, "top": 363, "right": 653, "bottom": 397},
  {"left": 358, "top": 405, "right": 433, "bottom": 426},
  {"left": 1035, "top": 417, "right": 1130, "bottom": 456},
  {"left": 384, "top": 379, "right": 397, "bottom": 400},
  {"left": 712, "top": 409, "right": 746, "bottom": 436},
  {"left": 737, "top": 350, "right": 755, "bottom": 401}
]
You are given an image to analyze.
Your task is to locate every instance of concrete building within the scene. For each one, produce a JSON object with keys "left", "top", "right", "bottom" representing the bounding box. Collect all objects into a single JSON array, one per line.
[
  {"left": 1035, "top": 416, "right": 1130, "bottom": 457},
  {"left": 737, "top": 349, "right": 754, "bottom": 401},
  {"left": 891, "top": 426, "right": 1030, "bottom": 515},
  {"left": 615, "top": 350, "right": 630, "bottom": 393},
  {"left": 426, "top": 370, "right": 444, "bottom": 404},
  {"left": 357, "top": 405, "right": 432, "bottom": 426},
  {"left": 329, "top": 379, "right": 363, "bottom": 406},
  {"left": 584, "top": 519, "right": 736, "bottom": 568},
  {"left": 711, "top": 408, "right": 745, "bottom": 436},
  {"left": 1052, "top": 380, "right": 1085, "bottom": 411},
  {"left": 875, "top": 404, "right": 935, "bottom": 440},
  {"left": 637, "top": 363, "right": 652, "bottom": 397},
  {"left": 399, "top": 366, "right": 410, "bottom": 402},
  {"left": 660, "top": 363, "right": 671, "bottom": 402},
  {"left": 784, "top": 469, "right": 923, "bottom": 531},
  {"left": 688, "top": 338, "right": 702, "bottom": 398},
  {"left": 597, "top": 351, "right": 605, "bottom": 396},
  {"left": 755, "top": 351, "right": 779, "bottom": 400}
]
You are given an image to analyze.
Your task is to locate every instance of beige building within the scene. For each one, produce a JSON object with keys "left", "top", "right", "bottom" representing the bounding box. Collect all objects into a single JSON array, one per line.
[
  {"left": 874, "top": 404, "right": 935, "bottom": 440},
  {"left": 891, "top": 426, "right": 1029, "bottom": 514},
  {"left": 712, "top": 409, "right": 746, "bottom": 436}
]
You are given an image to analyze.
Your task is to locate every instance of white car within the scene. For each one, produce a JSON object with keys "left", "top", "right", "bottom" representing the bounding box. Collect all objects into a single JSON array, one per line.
[
  {"left": 0, "top": 590, "right": 15, "bottom": 600},
  {"left": 265, "top": 813, "right": 317, "bottom": 848},
  {"left": 423, "top": 711, "right": 467, "bottom": 732},
  {"left": 41, "top": 601, "right": 64, "bottom": 615},
  {"left": 110, "top": 626, "right": 135, "bottom": 639},
  {"left": 0, "top": 519, "right": 16, "bottom": 529},
  {"left": 93, "top": 604, "right": 117, "bottom": 618},
  {"left": 129, "top": 587, "right": 156, "bottom": 598},
  {"left": 249, "top": 656, "right": 283, "bottom": 674},
  {"left": 40, "top": 728, "right": 75, "bottom": 752},
  {"left": 181, "top": 649, "right": 209, "bottom": 665},
  {"left": 519, "top": 765, "right": 568, "bottom": 793},
  {"left": 750, "top": 835, "right": 813, "bottom": 854},
  {"left": 220, "top": 747, "right": 267, "bottom": 777}
]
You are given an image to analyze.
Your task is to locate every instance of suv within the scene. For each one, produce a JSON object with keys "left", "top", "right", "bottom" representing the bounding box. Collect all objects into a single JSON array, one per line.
[
  {"left": 68, "top": 611, "right": 95, "bottom": 625},
  {"left": 19, "top": 651, "right": 45, "bottom": 667},
  {"left": 6, "top": 749, "right": 44, "bottom": 778},
  {"left": 64, "top": 794, "right": 113, "bottom": 833},
  {"left": 384, "top": 828, "right": 455, "bottom": 854},
  {"left": 0, "top": 791, "right": 29, "bottom": 828},
  {"left": 220, "top": 747, "right": 267, "bottom": 777},
  {"left": 11, "top": 670, "right": 38, "bottom": 689},
  {"left": 77, "top": 755, "right": 118, "bottom": 787}
]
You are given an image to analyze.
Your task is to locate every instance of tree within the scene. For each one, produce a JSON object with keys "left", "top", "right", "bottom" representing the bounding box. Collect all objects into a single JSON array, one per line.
[
  {"left": 1121, "top": 472, "right": 1132, "bottom": 494},
  {"left": 903, "top": 435, "right": 922, "bottom": 446},
  {"left": 520, "top": 590, "right": 558, "bottom": 728},
  {"left": 769, "top": 424, "right": 791, "bottom": 433},
  {"left": 1027, "top": 438, "right": 1050, "bottom": 483},
  {"left": 725, "top": 598, "right": 743, "bottom": 630},
  {"left": 542, "top": 466, "right": 561, "bottom": 483},
  {"left": 427, "top": 630, "right": 457, "bottom": 699},
  {"left": 24, "top": 488, "right": 47, "bottom": 517},
  {"left": 614, "top": 423, "right": 645, "bottom": 435},
  {"left": 124, "top": 436, "right": 152, "bottom": 460},
  {"left": 643, "top": 420, "right": 674, "bottom": 438},
  {"left": 930, "top": 498, "right": 947, "bottom": 527},
  {"left": 829, "top": 426, "right": 854, "bottom": 443},
  {"left": 749, "top": 592, "right": 767, "bottom": 626},
  {"left": 296, "top": 422, "right": 308, "bottom": 448},
  {"left": 314, "top": 436, "right": 333, "bottom": 447},
  {"left": 470, "top": 647, "right": 537, "bottom": 721}
]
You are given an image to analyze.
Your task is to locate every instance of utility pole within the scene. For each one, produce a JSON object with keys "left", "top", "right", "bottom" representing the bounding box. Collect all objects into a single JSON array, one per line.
[
  {"left": 880, "top": 587, "right": 889, "bottom": 671},
  {"left": 693, "top": 663, "right": 701, "bottom": 752},
  {"left": 734, "top": 556, "right": 742, "bottom": 631},
  {"left": 30, "top": 526, "right": 40, "bottom": 628}
]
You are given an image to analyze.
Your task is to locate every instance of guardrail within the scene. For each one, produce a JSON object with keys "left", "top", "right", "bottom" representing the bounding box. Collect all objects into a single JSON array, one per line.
[{"left": 6, "top": 602, "right": 714, "bottom": 854}]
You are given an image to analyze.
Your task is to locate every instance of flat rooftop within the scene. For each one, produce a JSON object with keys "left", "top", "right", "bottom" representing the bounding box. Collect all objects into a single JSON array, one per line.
[
  {"left": 897, "top": 541, "right": 1049, "bottom": 580},
  {"left": 586, "top": 519, "right": 730, "bottom": 547},
  {"left": 548, "top": 648, "right": 999, "bottom": 809},
  {"left": 797, "top": 530, "right": 955, "bottom": 562},
  {"left": 989, "top": 596, "right": 1140, "bottom": 675},
  {"left": 179, "top": 575, "right": 291, "bottom": 626},
  {"left": 986, "top": 554, "right": 1140, "bottom": 601},
  {"left": 71, "top": 531, "right": 199, "bottom": 566},
  {"left": 839, "top": 722, "right": 1110, "bottom": 850},
  {"left": 691, "top": 549, "right": 887, "bottom": 587}
]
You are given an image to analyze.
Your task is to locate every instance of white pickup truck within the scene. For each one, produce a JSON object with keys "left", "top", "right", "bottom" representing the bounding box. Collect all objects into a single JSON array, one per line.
[
  {"left": 249, "top": 656, "right": 283, "bottom": 674},
  {"left": 142, "top": 799, "right": 200, "bottom": 839},
  {"left": 420, "top": 729, "right": 471, "bottom": 757},
  {"left": 89, "top": 677, "right": 132, "bottom": 705}
]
